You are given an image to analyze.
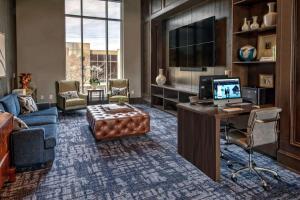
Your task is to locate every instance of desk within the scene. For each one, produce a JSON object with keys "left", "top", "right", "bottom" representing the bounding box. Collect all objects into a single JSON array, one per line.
[
  {"left": 177, "top": 103, "right": 272, "bottom": 182},
  {"left": 87, "top": 89, "right": 105, "bottom": 105}
]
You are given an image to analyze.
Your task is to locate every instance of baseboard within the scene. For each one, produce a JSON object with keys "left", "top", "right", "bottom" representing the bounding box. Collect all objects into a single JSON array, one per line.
[{"left": 277, "top": 150, "right": 300, "bottom": 174}]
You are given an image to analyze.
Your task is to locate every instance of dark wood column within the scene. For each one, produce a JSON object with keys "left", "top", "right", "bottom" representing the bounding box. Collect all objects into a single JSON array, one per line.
[{"left": 277, "top": 0, "right": 300, "bottom": 173}]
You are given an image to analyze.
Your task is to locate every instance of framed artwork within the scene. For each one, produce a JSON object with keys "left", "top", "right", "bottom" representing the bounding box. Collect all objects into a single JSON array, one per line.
[
  {"left": 257, "top": 34, "right": 276, "bottom": 60},
  {"left": 0, "top": 33, "right": 6, "bottom": 77},
  {"left": 259, "top": 74, "right": 274, "bottom": 88}
]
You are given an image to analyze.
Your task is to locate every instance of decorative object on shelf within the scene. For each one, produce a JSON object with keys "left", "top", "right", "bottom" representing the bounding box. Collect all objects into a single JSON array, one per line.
[
  {"left": 0, "top": 33, "right": 6, "bottom": 77},
  {"left": 263, "top": 2, "right": 277, "bottom": 27},
  {"left": 241, "top": 18, "right": 250, "bottom": 31},
  {"left": 250, "top": 16, "right": 260, "bottom": 30},
  {"left": 257, "top": 34, "right": 276, "bottom": 61},
  {"left": 156, "top": 68, "right": 166, "bottom": 86},
  {"left": 225, "top": 69, "right": 232, "bottom": 76},
  {"left": 259, "top": 74, "right": 274, "bottom": 88},
  {"left": 19, "top": 73, "right": 32, "bottom": 89},
  {"left": 238, "top": 45, "right": 257, "bottom": 61}
]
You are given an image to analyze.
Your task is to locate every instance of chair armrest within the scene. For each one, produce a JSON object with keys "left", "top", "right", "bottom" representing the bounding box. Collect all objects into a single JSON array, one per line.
[
  {"left": 78, "top": 93, "right": 87, "bottom": 100},
  {"left": 56, "top": 95, "right": 66, "bottom": 110},
  {"left": 11, "top": 128, "right": 46, "bottom": 166}
]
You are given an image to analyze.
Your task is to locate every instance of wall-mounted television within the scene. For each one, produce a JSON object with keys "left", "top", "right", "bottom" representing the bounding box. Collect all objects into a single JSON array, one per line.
[{"left": 169, "top": 16, "right": 216, "bottom": 68}]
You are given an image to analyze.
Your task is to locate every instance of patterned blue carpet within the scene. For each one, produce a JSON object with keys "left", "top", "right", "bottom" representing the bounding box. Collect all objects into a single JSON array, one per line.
[{"left": 1, "top": 105, "right": 300, "bottom": 199}]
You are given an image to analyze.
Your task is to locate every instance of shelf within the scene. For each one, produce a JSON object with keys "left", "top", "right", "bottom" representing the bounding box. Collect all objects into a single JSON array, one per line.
[
  {"left": 233, "top": 61, "right": 276, "bottom": 64},
  {"left": 152, "top": 105, "right": 163, "bottom": 110},
  {"left": 165, "top": 97, "right": 179, "bottom": 103},
  {"left": 164, "top": 109, "right": 178, "bottom": 116},
  {"left": 152, "top": 94, "right": 164, "bottom": 99},
  {"left": 233, "top": 0, "right": 267, "bottom": 6},
  {"left": 233, "top": 25, "right": 276, "bottom": 35}
]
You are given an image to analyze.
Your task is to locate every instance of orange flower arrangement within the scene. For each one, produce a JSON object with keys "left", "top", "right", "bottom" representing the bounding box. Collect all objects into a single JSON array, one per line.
[{"left": 19, "top": 73, "right": 32, "bottom": 89}]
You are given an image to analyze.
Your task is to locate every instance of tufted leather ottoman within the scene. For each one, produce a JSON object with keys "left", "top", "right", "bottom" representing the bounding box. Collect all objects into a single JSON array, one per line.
[{"left": 87, "top": 104, "right": 150, "bottom": 140}]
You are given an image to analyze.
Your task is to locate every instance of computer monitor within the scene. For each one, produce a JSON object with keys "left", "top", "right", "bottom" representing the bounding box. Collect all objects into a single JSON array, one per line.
[
  {"left": 199, "top": 75, "right": 228, "bottom": 100},
  {"left": 212, "top": 78, "right": 242, "bottom": 106}
]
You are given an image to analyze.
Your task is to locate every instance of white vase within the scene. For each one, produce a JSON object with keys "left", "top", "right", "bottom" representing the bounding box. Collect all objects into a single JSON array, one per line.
[
  {"left": 241, "top": 18, "right": 250, "bottom": 31},
  {"left": 250, "top": 16, "right": 260, "bottom": 30},
  {"left": 263, "top": 2, "right": 277, "bottom": 27},
  {"left": 156, "top": 68, "right": 166, "bottom": 86}
]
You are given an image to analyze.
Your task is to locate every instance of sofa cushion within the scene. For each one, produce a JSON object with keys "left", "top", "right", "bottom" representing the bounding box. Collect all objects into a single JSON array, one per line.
[
  {"left": 18, "top": 96, "right": 38, "bottom": 114},
  {"left": 21, "top": 107, "right": 58, "bottom": 117},
  {"left": 19, "top": 115, "right": 57, "bottom": 126},
  {"left": 65, "top": 98, "right": 86, "bottom": 107},
  {"left": 0, "top": 94, "right": 20, "bottom": 116},
  {"left": 13, "top": 116, "right": 29, "bottom": 131},
  {"left": 31, "top": 124, "right": 57, "bottom": 149}
]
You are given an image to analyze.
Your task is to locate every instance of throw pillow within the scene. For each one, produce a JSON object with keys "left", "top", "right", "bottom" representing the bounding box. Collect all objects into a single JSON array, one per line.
[
  {"left": 18, "top": 96, "right": 38, "bottom": 114},
  {"left": 111, "top": 87, "right": 127, "bottom": 96},
  {"left": 59, "top": 91, "right": 79, "bottom": 100},
  {"left": 13, "top": 116, "right": 29, "bottom": 131}
]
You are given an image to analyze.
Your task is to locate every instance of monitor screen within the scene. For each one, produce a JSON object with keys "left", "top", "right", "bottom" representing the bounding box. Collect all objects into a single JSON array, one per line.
[
  {"left": 199, "top": 75, "right": 228, "bottom": 99},
  {"left": 213, "top": 78, "right": 242, "bottom": 100}
]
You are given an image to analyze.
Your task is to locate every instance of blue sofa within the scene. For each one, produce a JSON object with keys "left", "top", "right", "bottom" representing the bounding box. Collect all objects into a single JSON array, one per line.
[{"left": 0, "top": 94, "right": 58, "bottom": 171}]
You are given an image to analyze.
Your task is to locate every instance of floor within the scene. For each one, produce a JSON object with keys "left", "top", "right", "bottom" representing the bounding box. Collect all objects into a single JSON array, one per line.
[{"left": 1, "top": 105, "right": 300, "bottom": 200}]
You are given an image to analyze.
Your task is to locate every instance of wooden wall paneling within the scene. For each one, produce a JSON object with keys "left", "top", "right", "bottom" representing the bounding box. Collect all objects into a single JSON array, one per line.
[
  {"left": 142, "top": 21, "right": 151, "bottom": 101},
  {"left": 295, "top": 0, "right": 300, "bottom": 144},
  {"left": 151, "top": 0, "right": 163, "bottom": 14},
  {"left": 277, "top": 0, "right": 300, "bottom": 173}
]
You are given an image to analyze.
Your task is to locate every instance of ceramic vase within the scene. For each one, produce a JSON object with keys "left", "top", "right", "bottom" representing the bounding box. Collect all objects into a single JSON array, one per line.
[
  {"left": 156, "top": 68, "right": 166, "bottom": 86},
  {"left": 241, "top": 18, "right": 250, "bottom": 31},
  {"left": 263, "top": 2, "right": 277, "bottom": 26},
  {"left": 250, "top": 16, "right": 260, "bottom": 30}
]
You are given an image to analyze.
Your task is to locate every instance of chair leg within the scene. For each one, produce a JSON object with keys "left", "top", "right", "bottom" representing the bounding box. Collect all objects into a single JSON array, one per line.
[
  {"left": 254, "top": 167, "right": 279, "bottom": 178},
  {"left": 231, "top": 150, "right": 278, "bottom": 190}
]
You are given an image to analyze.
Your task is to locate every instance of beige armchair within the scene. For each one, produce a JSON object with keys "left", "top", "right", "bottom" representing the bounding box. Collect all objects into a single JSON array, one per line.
[
  {"left": 55, "top": 80, "right": 87, "bottom": 112},
  {"left": 107, "top": 79, "right": 130, "bottom": 103}
]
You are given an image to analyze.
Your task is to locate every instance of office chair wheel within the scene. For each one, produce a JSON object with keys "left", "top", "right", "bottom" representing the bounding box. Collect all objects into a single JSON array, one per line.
[
  {"left": 274, "top": 174, "right": 281, "bottom": 180},
  {"left": 231, "top": 175, "right": 237, "bottom": 182},
  {"left": 227, "top": 161, "right": 233, "bottom": 168},
  {"left": 262, "top": 181, "right": 270, "bottom": 191}
]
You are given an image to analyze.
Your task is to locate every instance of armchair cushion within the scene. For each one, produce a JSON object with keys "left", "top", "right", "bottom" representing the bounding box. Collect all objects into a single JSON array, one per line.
[
  {"left": 111, "top": 87, "right": 127, "bottom": 96},
  {"left": 59, "top": 91, "right": 79, "bottom": 100},
  {"left": 227, "top": 130, "right": 249, "bottom": 149},
  {"left": 65, "top": 98, "right": 86, "bottom": 107},
  {"left": 109, "top": 95, "right": 129, "bottom": 102},
  {"left": 19, "top": 115, "right": 57, "bottom": 126},
  {"left": 0, "top": 94, "right": 20, "bottom": 116}
]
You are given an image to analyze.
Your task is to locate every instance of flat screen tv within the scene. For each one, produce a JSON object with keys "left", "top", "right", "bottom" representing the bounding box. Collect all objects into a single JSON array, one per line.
[{"left": 169, "top": 16, "right": 215, "bottom": 68}]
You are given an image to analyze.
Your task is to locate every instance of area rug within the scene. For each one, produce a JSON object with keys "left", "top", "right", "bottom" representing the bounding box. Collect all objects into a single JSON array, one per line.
[{"left": 1, "top": 105, "right": 300, "bottom": 200}]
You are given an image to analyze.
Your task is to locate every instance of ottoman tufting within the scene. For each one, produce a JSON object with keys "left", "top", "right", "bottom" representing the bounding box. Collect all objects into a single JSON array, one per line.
[{"left": 86, "top": 104, "right": 150, "bottom": 140}]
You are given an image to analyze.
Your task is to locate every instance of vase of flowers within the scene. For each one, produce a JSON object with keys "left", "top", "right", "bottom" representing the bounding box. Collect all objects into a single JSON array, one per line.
[{"left": 19, "top": 73, "right": 32, "bottom": 89}]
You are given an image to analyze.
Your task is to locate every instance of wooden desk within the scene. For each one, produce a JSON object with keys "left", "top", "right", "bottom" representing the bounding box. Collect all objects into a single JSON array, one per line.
[{"left": 177, "top": 103, "right": 270, "bottom": 182}]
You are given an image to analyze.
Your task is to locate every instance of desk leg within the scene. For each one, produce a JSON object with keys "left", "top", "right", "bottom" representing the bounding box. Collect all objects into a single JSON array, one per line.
[{"left": 178, "top": 108, "right": 221, "bottom": 182}]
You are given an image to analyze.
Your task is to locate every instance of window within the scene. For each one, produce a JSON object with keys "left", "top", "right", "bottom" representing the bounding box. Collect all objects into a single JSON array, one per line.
[{"left": 65, "top": 0, "right": 122, "bottom": 93}]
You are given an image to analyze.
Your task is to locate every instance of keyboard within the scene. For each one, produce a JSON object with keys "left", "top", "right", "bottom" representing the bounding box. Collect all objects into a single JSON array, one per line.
[
  {"left": 223, "top": 107, "right": 244, "bottom": 112},
  {"left": 227, "top": 102, "right": 252, "bottom": 107}
]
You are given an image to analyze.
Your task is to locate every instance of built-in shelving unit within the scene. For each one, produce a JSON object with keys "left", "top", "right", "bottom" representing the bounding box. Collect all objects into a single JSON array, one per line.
[
  {"left": 151, "top": 84, "right": 197, "bottom": 116},
  {"left": 232, "top": 0, "right": 277, "bottom": 91}
]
